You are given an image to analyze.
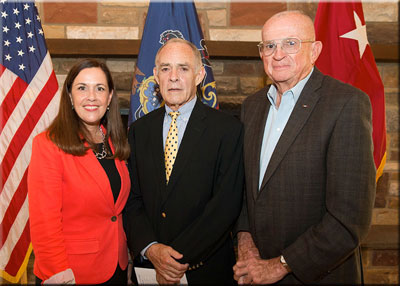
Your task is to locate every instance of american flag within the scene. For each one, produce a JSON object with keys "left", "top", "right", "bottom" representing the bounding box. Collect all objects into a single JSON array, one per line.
[{"left": 0, "top": 0, "right": 59, "bottom": 282}]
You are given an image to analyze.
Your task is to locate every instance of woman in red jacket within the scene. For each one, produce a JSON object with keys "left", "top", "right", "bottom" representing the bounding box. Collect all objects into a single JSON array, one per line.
[{"left": 28, "top": 59, "right": 131, "bottom": 284}]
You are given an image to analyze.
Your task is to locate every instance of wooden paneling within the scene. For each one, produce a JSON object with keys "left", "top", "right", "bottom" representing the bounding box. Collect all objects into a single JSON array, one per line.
[{"left": 46, "top": 39, "right": 398, "bottom": 61}]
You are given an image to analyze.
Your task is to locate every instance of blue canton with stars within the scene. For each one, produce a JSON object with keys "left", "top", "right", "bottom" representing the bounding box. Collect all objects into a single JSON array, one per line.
[{"left": 1, "top": 0, "right": 47, "bottom": 84}]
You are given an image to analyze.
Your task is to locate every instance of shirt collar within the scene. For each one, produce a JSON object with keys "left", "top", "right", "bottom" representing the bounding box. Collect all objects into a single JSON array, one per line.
[
  {"left": 267, "top": 67, "right": 314, "bottom": 107},
  {"left": 165, "top": 96, "right": 197, "bottom": 121}
]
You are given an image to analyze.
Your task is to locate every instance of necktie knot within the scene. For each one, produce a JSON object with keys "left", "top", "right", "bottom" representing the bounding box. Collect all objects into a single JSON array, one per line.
[{"left": 169, "top": 111, "right": 180, "bottom": 120}]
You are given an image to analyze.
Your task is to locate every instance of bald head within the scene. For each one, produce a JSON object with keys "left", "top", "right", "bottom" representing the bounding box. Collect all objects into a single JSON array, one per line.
[
  {"left": 262, "top": 11, "right": 316, "bottom": 42},
  {"left": 259, "top": 10, "right": 322, "bottom": 95}
]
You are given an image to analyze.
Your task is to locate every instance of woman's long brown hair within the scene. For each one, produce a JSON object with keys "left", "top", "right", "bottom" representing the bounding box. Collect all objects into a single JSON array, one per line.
[{"left": 47, "top": 59, "right": 130, "bottom": 160}]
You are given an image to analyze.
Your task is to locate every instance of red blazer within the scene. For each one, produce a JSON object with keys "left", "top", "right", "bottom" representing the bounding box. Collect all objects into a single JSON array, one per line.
[{"left": 28, "top": 131, "right": 130, "bottom": 284}]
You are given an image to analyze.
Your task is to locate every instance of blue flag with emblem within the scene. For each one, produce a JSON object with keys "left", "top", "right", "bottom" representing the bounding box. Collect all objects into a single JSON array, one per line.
[{"left": 128, "top": 1, "right": 218, "bottom": 125}]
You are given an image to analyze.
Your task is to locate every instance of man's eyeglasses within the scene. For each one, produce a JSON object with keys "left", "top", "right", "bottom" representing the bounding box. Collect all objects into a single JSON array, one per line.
[{"left": 257, "top": 37, "right": 314, "bottom": 56}]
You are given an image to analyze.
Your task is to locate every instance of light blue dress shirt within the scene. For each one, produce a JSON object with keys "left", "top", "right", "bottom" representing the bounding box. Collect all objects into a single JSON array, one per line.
[
  {"left": 259, "top": 69, "right": 314, "bottom": 189},
  {"left": 163, "top": 96, "right": 196, "bottom": 149}
]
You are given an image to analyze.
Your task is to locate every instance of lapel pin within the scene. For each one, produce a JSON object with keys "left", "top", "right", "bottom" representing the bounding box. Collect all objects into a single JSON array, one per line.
[{"left": 302, "top": 104, "right": 308, "bottom": 108}]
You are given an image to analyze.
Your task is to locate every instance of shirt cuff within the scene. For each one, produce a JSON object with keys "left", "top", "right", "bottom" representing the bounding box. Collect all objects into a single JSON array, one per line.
[{"left": 141, "top": 241, "right": 158, "bottom": 260}]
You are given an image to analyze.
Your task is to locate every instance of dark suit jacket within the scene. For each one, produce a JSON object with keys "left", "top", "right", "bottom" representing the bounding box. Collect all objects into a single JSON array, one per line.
[
  {"left": 236, "top": 68, "right": 376, "bottom": 284},
  {"left": 125, "top": 99, "right": 244, "bottom": 284}
]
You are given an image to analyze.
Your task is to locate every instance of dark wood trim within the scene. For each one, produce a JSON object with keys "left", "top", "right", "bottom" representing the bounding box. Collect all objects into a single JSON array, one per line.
[{"left": 46, "top": 39, "right": 398, "bottom": 61}]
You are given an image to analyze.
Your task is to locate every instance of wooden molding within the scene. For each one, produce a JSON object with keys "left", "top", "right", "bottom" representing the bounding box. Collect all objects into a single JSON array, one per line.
[{"left": 46, "top": 39, "right": 398, "bottom": 61}]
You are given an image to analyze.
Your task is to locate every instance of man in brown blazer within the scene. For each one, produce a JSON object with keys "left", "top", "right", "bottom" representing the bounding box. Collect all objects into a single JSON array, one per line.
[{"left": 233, "top": 11, "right": 376, "bottom": 285}]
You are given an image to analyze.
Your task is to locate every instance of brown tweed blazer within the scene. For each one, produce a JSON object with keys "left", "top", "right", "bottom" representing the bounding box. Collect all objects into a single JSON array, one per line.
[{"left": 237, "top": 68, "right": 376, "bottom": 284}]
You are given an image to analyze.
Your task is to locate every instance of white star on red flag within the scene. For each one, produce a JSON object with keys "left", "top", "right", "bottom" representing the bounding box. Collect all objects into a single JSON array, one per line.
[{"left": 339, "top": 11, "right": 369, "bottom": 59}]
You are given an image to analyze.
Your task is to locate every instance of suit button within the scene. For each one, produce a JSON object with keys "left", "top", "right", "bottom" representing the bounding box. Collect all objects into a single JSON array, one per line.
[
  {"left": 161, "top": 212, "right": 166, "bottom": 218},
  {"left": 111, "top": 216, "right": 117, "bottom": 222}
]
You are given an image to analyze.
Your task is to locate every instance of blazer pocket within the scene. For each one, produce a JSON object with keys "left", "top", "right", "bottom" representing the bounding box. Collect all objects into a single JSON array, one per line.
[{"left": 65, "top": 238, "right": 99, "bottom": 254}]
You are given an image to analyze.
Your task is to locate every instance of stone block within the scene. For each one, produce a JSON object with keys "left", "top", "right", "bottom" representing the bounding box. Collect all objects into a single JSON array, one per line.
[
  {"left": 384, "top": 161, "right": 399, "bottom": 172},
  {"left": 388, "top": 132, "right": 399, "bottom": 149},
  {"left": 197, "top": 12, "right": 208, "bottom": 39},
  {"left": 361, "top": 248, "right": 371, "bottom": 267},
  {"left": 194, "top": 2, "right": 227, "bottom": 9},
  {"left": 230, "top": 2, "right": 287, "bottom": 26},
  {"left": 391, "top": 172, "right": 399, "bottom": 181},
  {"left": 363, "top": 2, "right": 398, "bottom": 22},
  {"left": 372, "top": 250, "right": 399, "bottom": 266},
  {"left": 371, "top": 209, "right": 398, "bottom": 225},
  {"left": 381, "top": 63, "right": 399, "bottom": 89},
  {"left": 386, "top": 105, "right": 399, "bottom": 133},
  {"left": 43, "top": 3, "right": 97, "bottom": 24},
  {"left": 66, "top": 26, "right": 139, "bottom": 40},
  {"left": 224, "top": 62, "right": 255, "bottom": 76},
  {"left": 388, "top": 181, "right": 399, "bottom": 196},
  {"left": 362, "top": 225, "right": 399, "bottom": 249},
  {"left": 388, "top": 197, "right": 399, "bottom": 209},
  {"left": 224, "top": 61, "right": 264, "bottom": 77},
  {"left": 53, "top": 58, "right": 85, "bottom": 73},
  {"left": 209, "top": 28, "right": 261, "bottom": 42},
  {"left": 100, "top": 1, "right": 149, "bottom": 8},
  {"left": 390, "top": 150, "right": 399, "bottom": 162},
  {"left": 364, "top": 269, "right": 398, "bottom": 285},
  {"left": 215, "top": 76, "right": 239, "bottom": 94},
  {"left": 385, "top": 92, "right": 399, "bottom": 106},
  {"left": 117, "top": 92, "right": 130, "bottom": 110},
  {"left": 239, "top": 77, "right": 265, "bottom": 95},
  {"left": 42, "top": 25, "right": 65, "bottom": 39},
  {"left": 287, "top": 2, "right": 318, "bottom": 20},
  {"left": 375, "top": 172, "right": 389, "bottom": 208},
  {"left": 99, "top": 6, "right": 141, "bottom": 25},
  {"left": 367, "top": 22, "right": 399, "bottom": 45},
  {"left": 112, "top": 72, "right": 134, "bottom": 91},
  {"left": 106, "top": 60, "right": 136, "bottom": 73},
  {"left": 218, "top": 95, "right": 246, "bottom": 118},
  {"left": 207, "top": 9, "right": 227, "bottom": 27},
  {"left": 210, "top": 61, "right": 224, "bottom": 75},
  {"left": 218, "top": 95, "right": 246, "bottom": 106}
]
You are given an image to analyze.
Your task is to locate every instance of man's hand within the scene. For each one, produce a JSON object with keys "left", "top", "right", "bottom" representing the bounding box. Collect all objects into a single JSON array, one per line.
[
  {"left": 234, "top": 232, "right": 260, "bottom": 284},
  {"left": 234, "top": 256, "right": 288, "bottom": 285},
  {"left": 237, "top": 231, "right": 260, "bottom": 261},
  {"left": 146, "top": 243, "right": 188, "bottom": 284}
]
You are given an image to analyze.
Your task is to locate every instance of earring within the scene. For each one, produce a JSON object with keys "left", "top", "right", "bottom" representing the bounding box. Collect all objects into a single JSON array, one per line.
[{"left": 107, "top": 105, "right": 110, "bottom": 111}]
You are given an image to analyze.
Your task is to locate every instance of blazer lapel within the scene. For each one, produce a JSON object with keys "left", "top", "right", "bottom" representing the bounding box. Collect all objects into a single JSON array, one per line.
[
  {"left": 114, "top": 158, "right": 130, "bottom": 212},
  {"left": 77, "top": 150, "right": 115, "bottom": 210},
  {"left": 164, "top": 99, "right": 206, "bottom": 199},
  {"left": 246, "top": 90, "right": 271, "bottom": 202},
  {"left": 148, "top": 109, "right": 169, "bottom": 202},
  {"left": 259, "top": 69, "right": 324, "bottom": 193}
]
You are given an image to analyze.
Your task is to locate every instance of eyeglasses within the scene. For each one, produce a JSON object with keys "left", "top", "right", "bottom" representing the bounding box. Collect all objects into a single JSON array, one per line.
[{"left": 257, "top": 37, "right": 314, "bottom": 56}]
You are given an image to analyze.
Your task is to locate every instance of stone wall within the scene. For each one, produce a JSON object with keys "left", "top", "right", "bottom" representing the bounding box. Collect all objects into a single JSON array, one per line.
[{"left": 3, "top": 1, "right": 398, "bottom": 285}]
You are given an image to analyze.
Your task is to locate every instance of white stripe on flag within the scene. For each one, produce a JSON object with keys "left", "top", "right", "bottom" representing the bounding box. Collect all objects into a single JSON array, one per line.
[
  {"left": 0, "top": 69, "right": 18, "bottom": 107},
  {"left": 0, "top": 196, "right": 29, "bottom": 269}
]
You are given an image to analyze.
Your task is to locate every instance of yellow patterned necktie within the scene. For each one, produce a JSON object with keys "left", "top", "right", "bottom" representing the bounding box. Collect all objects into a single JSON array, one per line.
[{"left": 165, "top": 111, "right": 180, "bottom": 183}]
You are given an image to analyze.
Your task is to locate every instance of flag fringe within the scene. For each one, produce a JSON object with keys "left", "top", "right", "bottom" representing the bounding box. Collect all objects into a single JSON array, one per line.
[
  {"left": 375, "top": 151, "right": 386, "bottom": 182},
  {"left": 0, "top": 243, "right": 33, "bottom": 284}
]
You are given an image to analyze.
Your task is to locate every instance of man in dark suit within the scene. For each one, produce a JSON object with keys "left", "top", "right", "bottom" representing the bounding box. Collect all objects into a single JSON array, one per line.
[
  {"left": 125, "top": 38, "right": 244, "bottom": 284},
  {"left": 233, "top": 11, "right": 376, "bottom": 285}
]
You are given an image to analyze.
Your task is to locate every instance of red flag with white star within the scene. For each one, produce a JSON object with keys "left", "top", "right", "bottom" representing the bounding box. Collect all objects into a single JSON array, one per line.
[{"left": 314, "top": 1, "right": 386, "bottom": 180}]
